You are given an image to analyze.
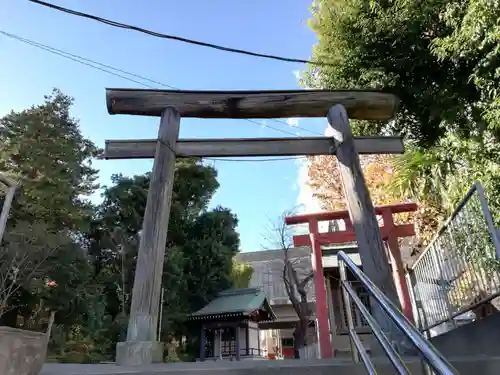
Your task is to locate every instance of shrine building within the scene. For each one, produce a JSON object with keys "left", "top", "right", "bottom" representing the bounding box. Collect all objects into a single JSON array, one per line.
[{"left": 188, "top": 288, "right": 276, "bottom": 361}]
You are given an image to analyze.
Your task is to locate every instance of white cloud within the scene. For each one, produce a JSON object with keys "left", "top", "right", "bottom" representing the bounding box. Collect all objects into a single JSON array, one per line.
[
  {"left": 295, "top": 158, "right": 322, "bottom": 214},
  {"left": 287, "top": 118, "right": 299, "bottom": 127},
  {"left": 290, "top": 157, "right": 325, "bottom": 236},
  {"left": 295, "top": 124, "right": 333, "bottom": 213}
]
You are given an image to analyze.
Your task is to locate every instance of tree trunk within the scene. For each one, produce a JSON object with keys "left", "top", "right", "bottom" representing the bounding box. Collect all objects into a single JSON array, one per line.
[
  {"left": 293, "top": 317, "right": 308, "bottom": 359},
  {"left": 46, "top": 311, "right": 55, "bottom": 342}
]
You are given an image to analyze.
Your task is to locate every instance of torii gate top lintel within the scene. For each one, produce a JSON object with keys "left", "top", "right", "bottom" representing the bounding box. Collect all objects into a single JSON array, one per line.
[
  {"left": 284, "top": 202, "right": 417, "bottom": 225},
  {"left": 106, "top": 88, "right": 399, "bottom": 121},
  {"left": 284, "top": 203, "right": 417, "bottom": 247}
]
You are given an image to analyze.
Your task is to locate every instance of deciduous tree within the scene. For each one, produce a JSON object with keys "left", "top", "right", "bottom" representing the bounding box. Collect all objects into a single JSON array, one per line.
[{"left": 265, "top": 211, "right": 313, "bottom": 357}]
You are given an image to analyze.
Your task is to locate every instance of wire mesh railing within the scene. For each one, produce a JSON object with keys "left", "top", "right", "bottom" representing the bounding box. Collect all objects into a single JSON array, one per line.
[
  {"left": 406, "top": 183, "right": 500, "bottom": 336},
  {"left": 339, "top": 251, "right": 459, "bottom": 375}
]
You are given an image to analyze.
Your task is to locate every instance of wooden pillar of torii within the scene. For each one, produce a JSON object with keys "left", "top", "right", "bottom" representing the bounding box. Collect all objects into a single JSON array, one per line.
[
  {"left": 285, "top": 203, "right": 417, "bottom": 358},
  {"left": 103, "top": 88, "right": 402, "bottom": 364}
]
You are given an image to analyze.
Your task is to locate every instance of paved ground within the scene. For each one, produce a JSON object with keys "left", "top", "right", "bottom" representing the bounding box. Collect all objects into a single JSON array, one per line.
[
  {"left": 41, "top": 359, "right": 355, "bottom": 375},
  {"left": 40, "top": 356, "right": 500, "bottom": 375}
]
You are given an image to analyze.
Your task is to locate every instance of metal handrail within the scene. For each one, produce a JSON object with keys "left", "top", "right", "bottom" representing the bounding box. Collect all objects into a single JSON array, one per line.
[{"left": 338, "top": 251, "right": 459, "bottom": 375}]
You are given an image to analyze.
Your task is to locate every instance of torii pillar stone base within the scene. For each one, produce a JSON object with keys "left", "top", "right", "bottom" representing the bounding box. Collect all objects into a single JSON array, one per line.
[{"left": 116, "top": 342, "right": 164, "bottom": 366}]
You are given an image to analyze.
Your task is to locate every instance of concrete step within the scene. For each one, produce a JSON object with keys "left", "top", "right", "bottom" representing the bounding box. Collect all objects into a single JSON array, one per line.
[{"left": 41, "top": 356, "right": 500, "bottom": 375}]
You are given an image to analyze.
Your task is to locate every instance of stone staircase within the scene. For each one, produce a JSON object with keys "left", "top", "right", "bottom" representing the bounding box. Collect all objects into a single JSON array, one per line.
[{"left": 40, "top": 356, "right": 500, "bottom": 375}]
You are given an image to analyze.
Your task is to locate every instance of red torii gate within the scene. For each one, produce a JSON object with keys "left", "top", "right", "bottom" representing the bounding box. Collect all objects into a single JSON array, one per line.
[{"left": 285, "top": 202, "right": 417, "bottom": 359}]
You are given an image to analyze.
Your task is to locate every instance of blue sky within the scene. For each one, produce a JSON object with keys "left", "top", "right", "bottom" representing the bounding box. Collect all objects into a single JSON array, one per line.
[{"left": 1, "top": 0, "right": 328, "bottom": 251}]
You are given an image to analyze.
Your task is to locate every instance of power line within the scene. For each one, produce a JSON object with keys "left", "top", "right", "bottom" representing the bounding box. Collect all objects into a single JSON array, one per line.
[
  {"left": 205, "top": 156, "right": 306, "bottom": 162},
  {"left": 157, "top": 138, "right": 306, "bottom": 163},
  {"left": 0, "top": 30, "right": 157, "bottom": 89},
  {"left": 244, "top": 118, "right": 300, "bottom": 138},
  {"left": 28, "top": 0, "right": 333, "bottom": 67},
  {"left": 0, "top": 30, "right": 173, "bottom": 89},
  {"left": 1, "top": 30, "right": 322, "bottom": 138},
  {"left": 270, "top": 118, "right": 324, "bottom": 136}
]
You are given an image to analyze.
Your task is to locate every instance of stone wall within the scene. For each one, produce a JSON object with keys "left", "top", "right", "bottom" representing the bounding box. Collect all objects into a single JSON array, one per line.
[{"left": 0, "top": 326, "right": 48, "bottom": 375}]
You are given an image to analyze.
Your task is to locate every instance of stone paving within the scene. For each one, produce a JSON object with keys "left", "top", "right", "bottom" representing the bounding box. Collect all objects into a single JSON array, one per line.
[
  {"left": 40, "top": 359, "right": 360, "bottom": 375},
  {"left": 40, "top": 356, "right": 500, "bottom": 375}
]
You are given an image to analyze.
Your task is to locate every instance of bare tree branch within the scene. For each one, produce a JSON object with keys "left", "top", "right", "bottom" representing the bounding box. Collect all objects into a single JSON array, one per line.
[
  {"left": 263, "top": 209, "right": 315, "bottom": 354},
  {"left": 0, "top": 221, "right": 70, "bottom": 318},
  {"left": 299, "top": 271, "right": 314, "bottom": 290}
]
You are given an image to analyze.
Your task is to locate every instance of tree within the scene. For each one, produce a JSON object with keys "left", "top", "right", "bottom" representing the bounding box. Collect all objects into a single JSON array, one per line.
[
  {"left": 0, "top": 89, "right": 100, "bottom": 230},
  {"left": 265, "top": 211, "right": 313, "bottom": 357},
  {"left": 0, "top": 221, "right": 72, "bottom": 321},
  {"left": 307, "top": 153, "right": 444, "bottom": 247},
  {"left": 86, "top": 159, "right": 240, "bottom": 356},
  {"left": 308, "top": 154, "right": 401, "bottom": 212},
  {"left": 0, "top": 91, "right": 242, "bottom": 362},
  {"left": 0, "top": 90, "right": 121, "bottom": 364},
  {"left": 390, "top": 133, "right": 500, "bottom": 245},
  {"left": 431, "top": 0, "right": 500, "bottom": 139},
  {"left": 230, "top": 261, "right": 253, "bottom": 289},
  {"left": 304, "top": 0, "right": 485, "bottom": 148}
]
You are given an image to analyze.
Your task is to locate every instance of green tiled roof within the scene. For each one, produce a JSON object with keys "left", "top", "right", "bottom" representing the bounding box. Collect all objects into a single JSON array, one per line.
[{"left": 190, "top": 288, "right": 276, "bottom": 320}]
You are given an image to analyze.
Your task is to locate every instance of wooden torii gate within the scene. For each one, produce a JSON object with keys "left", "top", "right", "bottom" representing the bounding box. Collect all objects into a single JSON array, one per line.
[
  {"left": 103, "top": 89, "right": 403, "bottom": 365},
  {"left": 284, "top": 203, "right": 417, "bottom": 358}
]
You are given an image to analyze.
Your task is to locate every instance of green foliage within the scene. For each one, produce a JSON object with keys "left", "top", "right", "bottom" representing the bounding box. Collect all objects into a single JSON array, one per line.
[
  {"left": 305, "top": 0, "right": 499, "bottom": 147},
  {"left": 431, "top": 0, "right": 500, "bottom": 137},
  {"left": 0, "top": 89, "right": 100, "bottom": 230},
  {"left": 230, "top": 261, "right": 254, "bottom": 288}
]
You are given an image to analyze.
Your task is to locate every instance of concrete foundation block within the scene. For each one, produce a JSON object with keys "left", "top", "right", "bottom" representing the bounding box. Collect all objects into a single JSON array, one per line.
[
  {"left": 116, "top": 341, "right": 164, "bottom": 366},
  {"left": 0, "top": 326, "right": 48, "bottom": 375}
]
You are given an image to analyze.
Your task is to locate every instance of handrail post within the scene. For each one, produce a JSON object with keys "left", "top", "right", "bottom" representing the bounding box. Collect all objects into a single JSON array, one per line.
[
  {"left": 430, "top": 245, "right": 457, "bottom": 330},
  {"left": 406, "top": 272, "right": 420, "bottom": 329},
  {"left": 339, "top": 258, "right": 359, "bottom": 363},
  {"left": 475, "top": 183, "right": 500, "bottom": 260}
]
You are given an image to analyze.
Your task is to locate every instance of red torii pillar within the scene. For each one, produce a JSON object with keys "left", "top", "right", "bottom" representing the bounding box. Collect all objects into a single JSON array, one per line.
[{"left": 285, "top": 202, "right": 417, "bottom": 359}]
